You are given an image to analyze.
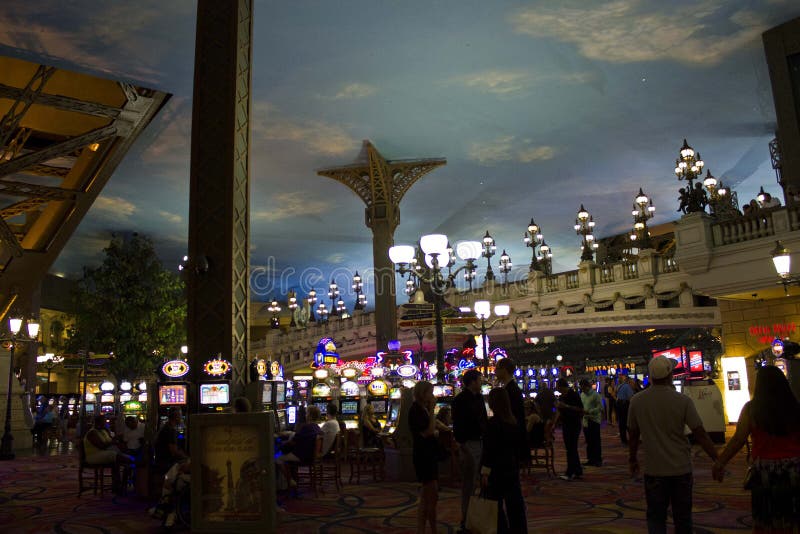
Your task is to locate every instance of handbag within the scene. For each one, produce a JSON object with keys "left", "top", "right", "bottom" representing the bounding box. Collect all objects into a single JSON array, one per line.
[
  {"left": 466, "top": 493, "right": 498, "bottom": 534},
  {"left": 742, "top": 465, "right": 756, "bottom": 490}
]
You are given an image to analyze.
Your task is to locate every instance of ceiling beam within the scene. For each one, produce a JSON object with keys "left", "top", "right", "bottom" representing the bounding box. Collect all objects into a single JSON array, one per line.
[
  {"left": 0, "top": 66, "right": 56, "bottom": 149},
  {"left": 0, "top": 180, "right": 76, "bottom": 200},
  {"left": 0, "top": 216, "right": 22, "bottom": 257},
  {"left": 0, "top": 81, "right": 122, "bottom": 119},
  {"left": 0, "top": 198, "right": 49, "bottom": 219},
  {"left": 18, "top": 164, "right": 71, "bottom": 178}
]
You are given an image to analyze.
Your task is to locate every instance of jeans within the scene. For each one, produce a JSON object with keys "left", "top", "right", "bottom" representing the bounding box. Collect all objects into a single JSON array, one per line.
[
  {"left": 616, "top": 400, "right": 630, "bottom": 443},
  {"left": 644, "top": 472, "right": 693, "bottom": 534},
  {"left": 458, "top": 440, "right": 482, "bottom": 527},
  {"left": 583, "top": 420, "right": 602, "bottom": 465},
  {"left": 562, "top": 424, "right": 582, "bottom": 477}
]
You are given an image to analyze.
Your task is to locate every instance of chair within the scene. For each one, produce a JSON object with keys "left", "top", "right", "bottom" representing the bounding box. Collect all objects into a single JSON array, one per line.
[
  {"left": 294, "top": 434, "right": 324, "bottom": 496},
  {"left": 346, "top": 429, "right": 385, "bottom": 484},
  {"left": 527, "top": 425, "right": 556, "bottom": 478},
  {"left": 437, "top": 429, "right": 459, "bottom": 486},
  {"left": 77, "top": 440, "right": 116, "bottom": 496},
  {"left": 320, "top": 432, "right": 344, "bottom": 491}
]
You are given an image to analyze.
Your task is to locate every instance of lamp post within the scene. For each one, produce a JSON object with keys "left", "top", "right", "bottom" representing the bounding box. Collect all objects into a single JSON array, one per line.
[
  {"left": 630, "top": 188, "right": 655, "bottom": 249},
  {"left": 472, "top": 301, "right": 510, "bottom": 377},
  {"left": 539, "top": 241, "right": 553, "bottom": 276},
  {"left": 482, "top": 231, "right": 496, "bottom": 282},
  {"left": 352, "top": 272, "right": 366, "bottom": 311},
  {"left": 675, "top": 139, "right": 707, "bottom": 214},
  {"left": 328, "top": 280, "right": 340, "bottom": 317},
  {"left": 307, "top": 289, "right": 317, "bottom": 323},
  {"left": 288, "top": 291, "right": 298, "bottom": 327},
  {"left": 317, "top": 302, "right": 329, "bottom": 323},
  {"left": 40, "top": 353, "right": 63, "bottom": 395},
  {"left": 390, "top": 235, "right": 483, "bottom": 382},
  {"left": 771, "top": 241, "right": 798, "bottom": 295},
  {"left": 499, "top": 250, "right": 512, "bottom": 285},
  {"left": 575, "top": 204, "right": 598, "bottom": 261},
  {"left": 1, "top": 316, "right": 39, "bottom": 461},
  {"left": 268, "top": 298, "right": 281, "bottom": 329},
  {"left": 523, "top": 219, "right": 544, "bottom": 272}
]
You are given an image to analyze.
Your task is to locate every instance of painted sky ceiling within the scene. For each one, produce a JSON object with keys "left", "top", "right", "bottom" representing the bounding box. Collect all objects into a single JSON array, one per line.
[{"left": 1, "top": 0, "right": 798, "bottom": 308}]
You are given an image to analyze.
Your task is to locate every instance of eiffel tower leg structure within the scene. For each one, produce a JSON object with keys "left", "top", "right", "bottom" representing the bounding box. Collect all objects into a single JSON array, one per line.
[
  {"left": 187, "top": 0, "right": 253, "bottom": 404},
  {"left": 318, "top": 141, "right": 445, "bottom": 353}
]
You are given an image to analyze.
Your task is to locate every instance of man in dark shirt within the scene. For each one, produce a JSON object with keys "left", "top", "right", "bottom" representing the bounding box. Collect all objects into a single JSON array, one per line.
[
  {"left": 154, "top": 407, "right": 188, "bottom": 471},
  {"left": 495, "top": 358, "right": 530, "bottom": 465},
  {"left": 554, "top": 378, "right": 584, "bottom": 480},
  {"left": 452, "top": 369, "right": 487, "bottom": 533}
]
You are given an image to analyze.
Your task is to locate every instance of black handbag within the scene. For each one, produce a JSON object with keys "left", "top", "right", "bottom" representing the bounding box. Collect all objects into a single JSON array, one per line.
[{"left": 742, "top": 466, "right": 756, "bottom": 490}]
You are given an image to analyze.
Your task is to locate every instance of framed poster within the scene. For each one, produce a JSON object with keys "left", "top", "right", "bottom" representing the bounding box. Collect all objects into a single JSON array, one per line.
[{"left": 190, "top": 412, "right": 276, "bottom": 532}]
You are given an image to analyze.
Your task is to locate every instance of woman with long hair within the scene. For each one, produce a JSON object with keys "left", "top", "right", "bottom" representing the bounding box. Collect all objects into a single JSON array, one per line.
[
  {"left": 409, "top": 381, "right": 439, "bottom": 534},
  {"left": 481, "top": 388, "right": 528, "bottom": 534},
  {"left": 360, "top": 403, "right": 382, "bottom": 448},
  {"left": 713, "top": 365, "right": 800, "bottom": 532}
]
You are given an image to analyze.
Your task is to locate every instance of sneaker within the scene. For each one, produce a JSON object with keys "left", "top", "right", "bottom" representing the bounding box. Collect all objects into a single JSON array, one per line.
[
  {"left": 558, "top": 474, "right": 574, "bottom": 481},
  {"left": 164, "top": 512, "right": 176, "bottom": 528}
]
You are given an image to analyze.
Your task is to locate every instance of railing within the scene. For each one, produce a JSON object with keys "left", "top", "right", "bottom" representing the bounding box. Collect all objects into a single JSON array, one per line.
[
  {"left": 599, "top": 265, "right": 614, "bottom": 283},
  {"left": 662, "top": 256, "right": 679, "bottom": 273},
  {"left": 712, "top": 210, "right": 776, "bottom": 245},
  {"left": 545, "top": 276, "right": 559, "bottom": 293},
  {"left": 622, "top": 262, "right": 638, "bottom": 280},
  {"left": 565, "top": 271, "right": 579, "bottom": 289}
]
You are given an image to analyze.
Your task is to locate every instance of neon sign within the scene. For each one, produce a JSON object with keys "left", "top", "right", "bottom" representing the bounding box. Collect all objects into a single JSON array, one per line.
[
  {"left": 749, "top": 323, "right": 796, "bottom": 344},
  {"left": 162, "top": 360, "right": 190, "bottom": 378},
  {"left": 204, "top": 358, "right": 231, "bottom": 377},
  {"left": 313, "top": 337, "right": 340, "bottom": 367},
  {"left": 397, "top": 364, "right": 418, "bottom": 378}
]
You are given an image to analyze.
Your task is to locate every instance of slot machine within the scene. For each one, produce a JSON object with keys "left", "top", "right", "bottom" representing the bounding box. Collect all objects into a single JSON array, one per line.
[
  {"left": 136, "top": 382, "right": 148, "bottom": 420},
  {"left": 366, "top": 378, "right": 390, "bottom": 427},
  {"left": 157, "top": 358, "right": 190, "bottom": 433},
  {"left": 338, "top": 379, "right": 361, "bottom": 430},
  {"left": 385, "top": 386, "right": 403, "bottom": 434},
  {"left": 433, "top": 384, "right": 455, "bottom": 419},
  {"left": 310, "top": 380, "right": 333, "bottom": 419},
  {"left": 84, "top": 391, "right": 97, "bottom": 418},
  {"left": 199, "top": 356, "right": 232, "bottom": 413},
  {"left": 99, "top": 380, "right": 116, "bottom": 422}
]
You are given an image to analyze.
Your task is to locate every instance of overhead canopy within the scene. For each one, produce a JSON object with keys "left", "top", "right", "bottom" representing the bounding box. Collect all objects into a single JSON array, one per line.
[{"left": 0, "top": 56, "right": 170, "bottom": 317}]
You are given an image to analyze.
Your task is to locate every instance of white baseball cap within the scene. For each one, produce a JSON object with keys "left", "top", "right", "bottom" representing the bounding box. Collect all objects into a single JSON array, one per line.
[{"left": 648, "top": 355, "right": 677, "bottom": 380}]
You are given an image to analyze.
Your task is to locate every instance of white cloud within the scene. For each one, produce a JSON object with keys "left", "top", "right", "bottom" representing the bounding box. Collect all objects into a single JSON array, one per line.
[
  {"left": 326, "top": 253, "right": 346, "bottom": 264},
  {"left": 158, "top": 210, "right": 183, "bottom": 224},
  {"left": 93, "top": 195, "right": 137, "bottom": 220},
  {"left": 252, "top": 192, "right": 329, "bottom": 222},
  {"left": 327, "top": 83, "right": 377, "bottom": 100},
  {"left": 469, "top": 136, "right": 557, "bottom": 165},
  {"left": 510, "top": 0, "right": 766, "bottom": 65},
  {"left": 458, "top": 70, "right": 530, "bottom": 95},
  {"left": 251, "top": 102, "right": 357, "bottom": 156}
]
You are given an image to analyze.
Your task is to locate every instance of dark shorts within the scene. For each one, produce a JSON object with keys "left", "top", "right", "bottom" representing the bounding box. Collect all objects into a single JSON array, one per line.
[{"left": 413, "top": 450, "right": 438, "bottom": 483}]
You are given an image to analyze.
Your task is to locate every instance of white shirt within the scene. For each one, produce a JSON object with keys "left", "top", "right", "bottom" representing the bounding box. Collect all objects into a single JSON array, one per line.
[
  {"left": 122, "top": 423, "right": 145, "bottom": 450},
  {"left": 320, "top": 418, "right": 341, "bottom": 455}
]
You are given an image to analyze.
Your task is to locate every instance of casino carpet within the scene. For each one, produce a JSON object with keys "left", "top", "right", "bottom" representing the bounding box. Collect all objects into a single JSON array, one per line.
[{"left": 0, "top": 424, "right": 753, "bottom": 533}]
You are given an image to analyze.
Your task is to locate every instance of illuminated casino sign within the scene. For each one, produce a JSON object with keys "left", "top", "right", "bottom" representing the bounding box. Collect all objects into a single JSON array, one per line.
[
  {"left": 123, "top": 400, "right": 141, "bottom": 412},
  {"left": 772, "top": 338, "right": 785, "bottom": 357},
  {"left": 256, "top": 359, "right": 268, "bottom": 378},
  {"left": 368, "top": 380, "right": 389, "bottom": 396},
  {"left": 271, "top": 361, "right": 283, "bottom": 379},
  {"left": 313, "top": 337, "right": 340, "bottom": 367},
  {"left": 162, "top": 360, "right": 190, "bottom": 378},
  {"left": 119, "top": 392, "right": 132, "bottom": 402},
  {"left": 340, "top": 380, "right": 360, "bottom": 396},
  {"left": 397, "top": 364, "right": 418, "bottom": 378},
  {"left": 312, "top": 383, "right": 331, "bottom": 397},
  {"left": 100, "top": 393, "right": 114, "bottom": 403},
  {"left": 204, "top": 358, "right": 231, "bottom": 377}
]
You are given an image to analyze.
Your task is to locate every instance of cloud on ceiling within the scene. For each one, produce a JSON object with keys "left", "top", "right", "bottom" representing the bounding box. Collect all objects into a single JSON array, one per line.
[
  {"left": 323, "top": 83, "right": 378, "bottom": 100},
  {"left": 251, "top": 102, "right": 358, "bottom": 156},
  {"left": 450, "top": 68, "right": 597, "bottom": 96},
  {"left": 252, "top": 191, "right": 329, "bottom": 222},
  {"left": 158, "top": 210, "right": 183, "bottom": 225},
  {"left": 469, "top": 136, "right": 557, "bottom": 165},
  {"left": 510, "top": 0, "right": 768, "bottom": 65},
  {"left": 92, "top": 195, "right": 137, "bottom": 221}
]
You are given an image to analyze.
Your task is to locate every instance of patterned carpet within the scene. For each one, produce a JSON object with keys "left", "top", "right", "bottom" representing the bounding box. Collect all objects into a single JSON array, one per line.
[{"left": 0, "top": 424, "right": 753, "bottom": 533}]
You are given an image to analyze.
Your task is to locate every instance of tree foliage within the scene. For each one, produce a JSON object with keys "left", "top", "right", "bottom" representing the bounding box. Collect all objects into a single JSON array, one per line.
[{"left": 67, "top": 233, "right": 186, "bottom": 380}]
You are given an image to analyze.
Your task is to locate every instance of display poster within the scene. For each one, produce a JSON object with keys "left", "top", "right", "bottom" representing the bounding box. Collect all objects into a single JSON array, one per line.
[
  {"left": 683, "top": 383, "right": 725, "bottom": 435},
  {"left": 721, "top": 357, "right": 750, "bottom": 423},
  {"left": 190, "top": 412, "right": 276, "bottom": 532}
]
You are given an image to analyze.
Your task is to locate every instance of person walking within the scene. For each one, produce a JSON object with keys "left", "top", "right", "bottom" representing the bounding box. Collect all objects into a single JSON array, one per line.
[
  {"left": 628, "top": 356, "right": 719, "bottom": 534},
  {"left": 409, "top": 381, "right": 439, "bottom": 534},
  {"left": 603, "top": 377, "right": 616, "bottom": 425},
  {"left": 495, "top": 358, "right": 530, "bottom": 465},
  {"left": 452, "top": 369, "right": 487, "bottom": 534},
  {"left": 554, "top": 378, "right": 584, "bottom": 480},
  {"left": 615, "top": 375, "right": 634, "bottom": 444},
  {"left": 481, "top": 388, "right": 528, "bottom": 534},
  {"left": 712, "top": 365, "right": 800, "bottom": 532},
  {"left": 580, "top": 379, "right": 603, "bottom": 467}
]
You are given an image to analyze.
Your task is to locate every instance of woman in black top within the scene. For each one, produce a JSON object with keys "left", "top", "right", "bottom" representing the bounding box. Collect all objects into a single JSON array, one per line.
[
  {"left": 481, "top": 388, "right": 528, "bottom": 534},
  {"left": 409, "top": 380, "right": 438, "bottom": 534}
]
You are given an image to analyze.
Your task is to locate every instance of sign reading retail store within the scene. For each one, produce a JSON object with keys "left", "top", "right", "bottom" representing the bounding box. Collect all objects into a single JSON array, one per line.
[
  {"left": 749, "top": 323, "right": 796, "bottom": 344},
  {"left": 203, "top": 358, "right": 231, "bottom": 377},
  {"left": 162, "top": 359, "right": 190, "bottom": 378}
]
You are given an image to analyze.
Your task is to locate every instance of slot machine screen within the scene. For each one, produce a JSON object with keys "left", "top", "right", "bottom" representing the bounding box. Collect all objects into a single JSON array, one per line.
[
  {"left": 371, "top": 400, "right": 387, "bottom": 414},
  {"left": 159, "top": 384, "right": 187, "bottom": 405},
  {"left": 651, "top": 347, "right": 687, "bottom": 374},
  {"left": 199, "top": 383, "right": 230, "bottom": 405},
  {"left": 688, "top": 351, "right": 704, "bottom": 373},
  {"left": 277, "top": 411, "right": 287, "bottom": 431},
  {"left": 313, "top": 401, "right": 328, "bottom": 415},
  {"left": 85, "top": 404, "right": 95, "bottom": 415},
  {"left": 101, "top": 405, "right": 114, "bottom": 414},
  {"left": 261, "top": 382, "right": 273, "bottom": 404},
  {"left": 275, "top": 382, "right": 286, "bottom": 403},
  {"left": 287, "top": 405, "right": 297, "bottom": 425},
  {"left": 341, "top": 400, "right": 359, "bottom": 415}
]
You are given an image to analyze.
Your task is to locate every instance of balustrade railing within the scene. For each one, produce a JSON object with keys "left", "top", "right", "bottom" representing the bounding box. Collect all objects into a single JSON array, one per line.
[
  {"left": 599, "top": 265, "right": 614, "bottom": 283},
  {"left": 545, "top": 275, "right": 559, "bottom": 293},
  {"left": 565, "top": 271, "right": 579, "bottom": 289},
  {"left": 622, "top": 262, "right": 638, "bottom": 280}
]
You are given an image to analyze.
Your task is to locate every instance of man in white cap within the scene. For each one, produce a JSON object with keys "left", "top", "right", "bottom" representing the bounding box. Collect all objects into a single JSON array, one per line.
[{"left": 628, "top": 356, "right": 718, "bottom": 534}]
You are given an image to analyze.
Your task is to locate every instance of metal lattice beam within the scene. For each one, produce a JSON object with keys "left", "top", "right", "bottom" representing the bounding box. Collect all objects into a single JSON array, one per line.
[
  {"left": 18, "top": 164, "right": 71, "bottom": 178},
  {"left": 0, "top": 198, "right": 49, "bottom": 219},
  {"left": 0, "top": 180, "right": 76, "bottom": 200},
  {"left": 0, "top": 82, "right": 121, "bottom": 119},
  {"left": 0, "top": 65, "right": 56, "bottom": 149},
  {"left": 0, "top": 124, "right": 117, "bottom": 179},
  {"left": 0, "top": 216, "right": 22, "bottom": 256}
]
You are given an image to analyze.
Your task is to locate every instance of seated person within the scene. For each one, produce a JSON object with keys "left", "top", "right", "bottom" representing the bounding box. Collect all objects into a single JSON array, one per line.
[
  {"left": 83, "top": 415, "right": 133, "bottom": 493},
  {"left": 525, "top": 400, "right": 546, "bottom": 449},
  {"left": 119, "top": 416, "right": 145, "bottom": 460},
  {"left": 154, "top": 407, "right": 188, "bottom": 472},
  {"left": 321, "top": 403, "right": 341, "bottom": 456},
  {"left": 436, "top": 405, "right": 453, "bottom": 428},
  {"left": 149, "top": 458, "right": 191, "bottom": 528},
  {"left": 359, "top": 404, "right": 382, "bottom": 449},
  {"left": 31, "top": 404, "right": 56, "bottom": 443},
  {"left": 276, "top": 405, "right": 323, "bottom": 488}
]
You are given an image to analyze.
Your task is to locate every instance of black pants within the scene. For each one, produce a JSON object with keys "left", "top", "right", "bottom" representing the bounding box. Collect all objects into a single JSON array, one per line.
[
  {"left": 562, "top": 424, "right": 582, "bottom": 477},
  {"left": 604, "top": 397, "right": 615, "bottom": 423},
  {"left": 491, "top": 474, "right": 528, "bottom": 534},
  {"left": 616, "top": 400, "right": 630, "bottom": 444},
  {"left": 583, "top": 420, "right": 602, "bottom": 465},
  {"left": 644, "top": 472, "right": 693, "bottom": 534}
]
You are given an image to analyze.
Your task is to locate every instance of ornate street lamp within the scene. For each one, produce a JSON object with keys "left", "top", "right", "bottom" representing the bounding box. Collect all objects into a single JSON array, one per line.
[
  {"left": 472, "top": 301, "right": 510, "bottom": 377},
  {"left": 328, "top": 280, "right": 340, "bottom": 317},
  {"left": 307, "top": 288, "right": 317, "bottom": 323},
  {"left": 352, "top": 272, "right": 365, "bottom": 311},
  {"left": 675, "top": 139, "right": 707, "bottom": 214},
  {"left": 482, "top": 231, "right": 497, "bottom": 282},
  {"left": 39, "top": 353, "right": 64, "bottom": 395},
  {"left": 575, "top": 204, "right": 598, "bottom": 261},
  {"left": 317, "top": 302, "right": 329, "bottom": 323},
  {"left": 455, "top": 241, "right": 481, "bottom": 290},
  {"left": 268, "top": 298, "right": 281, "bottom": 329},
  {"left": 703, "top": 170, "right": 739, "bottom": 219},
  {"left": 630, "top": 188, "right": 655, "bottom": 249},
  {"left": 1, "top": 316, "right": 39, "bottom": 461},
  {"left": 538, "top": 241, "right": 553, "bottom": 276},
  {"left": 336, "top": 298, "right": 347, "bottom": 318},
  {"left": 771, "top": 241, "right": 799, "bottom": 295},
  {"left": 288, "top": 291, "right": 298, "bottom": 327},
  {"left": 523, "top": 218, "right": 544, "bottom": 272},
  {"left": 499, "top": 249, "right": 512, "bottom": 285},
  {"left": 390, "top": 235, "right": 482, "bottom": 382}
]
